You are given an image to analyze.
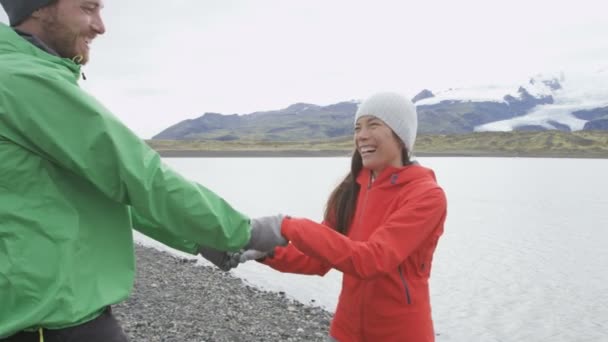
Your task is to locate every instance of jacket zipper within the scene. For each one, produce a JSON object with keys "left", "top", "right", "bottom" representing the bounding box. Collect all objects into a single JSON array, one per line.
[
  {"left": 358, "top": 175, "right": 372, "bottom": 338},
  {"left": 398, "top": 265, "right": 412, "bottom": 305}
]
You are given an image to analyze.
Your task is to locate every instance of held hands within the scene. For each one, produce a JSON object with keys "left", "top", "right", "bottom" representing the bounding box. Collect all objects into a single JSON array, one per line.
[
  {"left": 199, "top": 247, "right": 273, "bottom": 271},
  {"left": 245, "top": 214, "right": 288, "bottom": 252},
  {"left": 198, "top": 246, "right": 239, "bottom": 271},
  {"left": 225, "top": 214, "right": 288, "bottom": 268},
  {"left": 199, "top": 214, "right": 287, "bottom": 271},
  {"left": 238, "top": 249, "right": 271, "bottom": 263}
]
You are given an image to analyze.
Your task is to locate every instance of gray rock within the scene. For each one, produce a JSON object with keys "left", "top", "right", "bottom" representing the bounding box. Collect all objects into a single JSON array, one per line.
[
  {"left": 583, "top": 118, "right": 608, "bottom": 131},
  {"left": 114, "top": 245, "right": 332, "bottom": 342},
  {"left": 573, "top": 106, "right": 608, "bottom": 121},
  {"left": 547, "top": 120, "right": 571, "bottom": 132},
  {"left": 412, "top": 89, "right": 434, "bottom": 103}
]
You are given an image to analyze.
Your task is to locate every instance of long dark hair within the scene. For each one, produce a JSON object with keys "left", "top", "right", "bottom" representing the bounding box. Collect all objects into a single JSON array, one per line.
[{"left": 324, "top": 135, "right": 410, "bottom": 234}]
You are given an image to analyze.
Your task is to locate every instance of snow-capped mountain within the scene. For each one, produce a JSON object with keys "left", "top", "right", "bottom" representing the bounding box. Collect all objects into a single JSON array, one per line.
[
  {"left": 155, "top": 69, "right": 608, "bottom": 140},
  {"left": 416, "top": 68, "right": 608, "bottom": 132}
]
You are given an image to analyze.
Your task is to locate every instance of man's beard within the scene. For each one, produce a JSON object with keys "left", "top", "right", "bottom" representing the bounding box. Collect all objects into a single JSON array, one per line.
[{"left": 40, "top": 13, "right": 89, "bottom": 65}]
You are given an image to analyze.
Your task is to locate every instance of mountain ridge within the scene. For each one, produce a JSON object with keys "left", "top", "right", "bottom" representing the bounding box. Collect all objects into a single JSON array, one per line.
[{"left": 153, "top": 71, "right": 608, "bottom": 141}]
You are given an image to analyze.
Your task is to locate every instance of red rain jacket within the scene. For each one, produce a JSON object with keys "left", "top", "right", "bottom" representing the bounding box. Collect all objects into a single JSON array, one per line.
[{"left": 264, "top": 164, "right": 447, "bottom": 341}]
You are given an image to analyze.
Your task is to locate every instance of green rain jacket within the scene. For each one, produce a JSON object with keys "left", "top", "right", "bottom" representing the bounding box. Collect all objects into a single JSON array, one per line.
[{"left": 0, "top": 23, "right": 251, "bottom": 337}]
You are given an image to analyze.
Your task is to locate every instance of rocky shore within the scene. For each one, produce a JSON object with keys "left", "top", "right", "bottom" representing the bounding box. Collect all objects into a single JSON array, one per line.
[{"left": 113, "top": 245, "right": 333, "bottom": 342}]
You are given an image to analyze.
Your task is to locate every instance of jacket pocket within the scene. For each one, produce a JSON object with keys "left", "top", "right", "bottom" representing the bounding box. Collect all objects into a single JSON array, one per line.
[{"left": 398, "top": 265, "right": 411, "bottom": 305}]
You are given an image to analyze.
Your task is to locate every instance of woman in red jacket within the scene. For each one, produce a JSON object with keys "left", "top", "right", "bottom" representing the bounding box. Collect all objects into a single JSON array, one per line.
[{"left": 241, "top": 92, "right": 447, "bottom": 342}]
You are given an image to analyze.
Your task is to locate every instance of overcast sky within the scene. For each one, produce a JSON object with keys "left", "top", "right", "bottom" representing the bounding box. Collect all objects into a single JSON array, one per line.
[{"left": 2, "top": 0, "right": 607, "bottom": 138}]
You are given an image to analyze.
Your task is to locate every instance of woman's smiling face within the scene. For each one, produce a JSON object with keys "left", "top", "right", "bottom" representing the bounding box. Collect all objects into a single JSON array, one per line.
[{"left": 354, "top": 115, "right": 404, "bottom": 176}]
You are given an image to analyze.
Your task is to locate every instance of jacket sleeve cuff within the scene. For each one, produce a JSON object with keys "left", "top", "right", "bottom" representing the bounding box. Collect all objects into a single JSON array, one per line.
[{"left": 281, "top": 216, "right": 294, "bottom": 241}]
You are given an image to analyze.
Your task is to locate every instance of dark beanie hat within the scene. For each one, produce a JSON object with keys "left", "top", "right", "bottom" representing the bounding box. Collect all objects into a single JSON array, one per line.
[{"left": 0, "top": 0, "right": 56, "bottom": 26}]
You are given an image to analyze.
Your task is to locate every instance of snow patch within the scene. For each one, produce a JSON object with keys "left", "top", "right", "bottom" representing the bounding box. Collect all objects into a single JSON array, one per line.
[
  {"left": 415, "top": 85, "right": 516, "bottom": 106},
  {"left": 476, "top": 69, "right": 608, "bottom": 132},
  {"left": 476, "top": 105, "right": 588, "bottom": 131}
]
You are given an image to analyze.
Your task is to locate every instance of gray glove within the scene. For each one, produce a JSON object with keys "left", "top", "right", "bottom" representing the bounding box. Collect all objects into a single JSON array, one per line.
[
  {"left": 198, "top": 246, "right": 239, "bottom": 271},
  {"left": 245, "top": 215, "right": 288, "bottom": 252}
]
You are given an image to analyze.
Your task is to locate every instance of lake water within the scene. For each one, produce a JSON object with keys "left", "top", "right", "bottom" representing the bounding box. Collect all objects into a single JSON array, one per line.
[{"left": 134, "top": 157, "right": 608, "bottom": 342}]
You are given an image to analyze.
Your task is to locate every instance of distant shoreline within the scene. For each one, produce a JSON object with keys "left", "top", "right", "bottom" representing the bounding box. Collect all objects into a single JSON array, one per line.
[
  {"left": 157, "top": 149, "right": 351, "bottom": 158},
  {"left": 149, "top": 131, "right": 608, "bottom": 159},
  {"left": 156, "top": 149, "right": 608, "bottom": 159},
  {"left": 147, "top": 131, "right": 608, "bottom": 159}
]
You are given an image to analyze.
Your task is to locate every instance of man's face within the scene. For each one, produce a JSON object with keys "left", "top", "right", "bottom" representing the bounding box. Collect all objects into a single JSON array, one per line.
[{"left": 37, "top": 0, "right": 105, "bottom": 65}]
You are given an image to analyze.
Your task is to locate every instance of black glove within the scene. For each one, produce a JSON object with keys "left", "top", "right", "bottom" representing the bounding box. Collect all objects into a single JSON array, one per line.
[{"left": 198, "top": 246, "right": 239, "bottom": 271}]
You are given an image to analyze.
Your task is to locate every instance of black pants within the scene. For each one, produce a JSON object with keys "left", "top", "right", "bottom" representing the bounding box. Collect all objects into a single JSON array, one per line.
[{"left": 1, "top": 307, "right": 128, "bottom": 342}]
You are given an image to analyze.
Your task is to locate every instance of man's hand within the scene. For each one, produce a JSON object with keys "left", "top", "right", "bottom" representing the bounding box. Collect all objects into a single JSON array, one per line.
[
  {"left": 245, "top": 215, "right": 288, "bottom": 252},
  {"left": 198, "top": 246, "right": 239, "bottom": 271}
]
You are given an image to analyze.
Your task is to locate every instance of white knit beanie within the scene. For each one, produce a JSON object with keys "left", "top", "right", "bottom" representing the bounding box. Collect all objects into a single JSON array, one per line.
[{"left": 355, "top": 92, "right": 418, "bottom": 155}]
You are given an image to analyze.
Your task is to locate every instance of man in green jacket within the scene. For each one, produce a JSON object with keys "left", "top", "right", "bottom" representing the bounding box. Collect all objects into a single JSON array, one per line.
[{"left": 0, "top": 0, "right": 287, "bottom": 340}]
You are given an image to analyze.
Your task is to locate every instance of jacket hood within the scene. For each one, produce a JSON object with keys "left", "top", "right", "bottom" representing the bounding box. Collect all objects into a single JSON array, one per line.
[
  {"left": 356, "top": 163, "right": 437, "bottom": 188},
  {"left": 0, "top": 23, "right": 81, "bottom": 77}
]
